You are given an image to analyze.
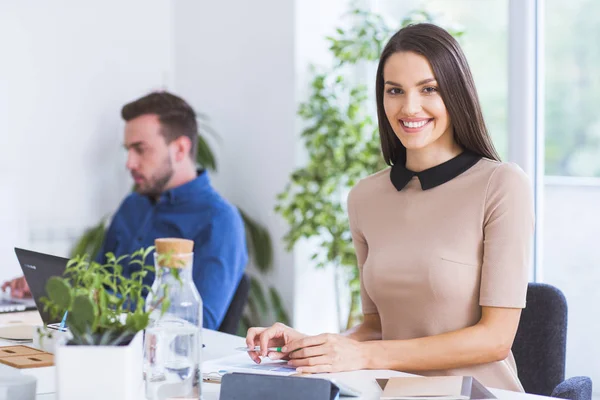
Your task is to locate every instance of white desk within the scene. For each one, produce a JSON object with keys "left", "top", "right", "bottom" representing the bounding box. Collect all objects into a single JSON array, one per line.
[{"left": 0, "top": 312, "right": 549, "bottom": 400}]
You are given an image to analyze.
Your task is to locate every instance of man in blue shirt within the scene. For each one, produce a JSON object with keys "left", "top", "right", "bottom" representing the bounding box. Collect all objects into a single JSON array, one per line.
[
  {"left": 3, "top": 91, "right": 248, "bottom": 330},
  {"left": 105, "top": 91, "right": 247, "bottom": 329}
]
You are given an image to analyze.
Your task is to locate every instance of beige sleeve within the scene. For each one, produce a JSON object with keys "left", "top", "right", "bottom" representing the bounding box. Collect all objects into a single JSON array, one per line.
[
  {"left": 348, "top": 184, "right": 378, "bottom": 314},
  {"left": 480, "top": 163, "right": 534, "bottom": 308}
]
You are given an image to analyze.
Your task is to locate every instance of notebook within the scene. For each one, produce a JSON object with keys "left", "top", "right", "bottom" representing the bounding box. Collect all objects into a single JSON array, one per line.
[
  {"left": 202, "top": 353, "right": 362, "bottom": 397},
  {"left": 377, "top": 376, "right": 495, "bottom": 400}
]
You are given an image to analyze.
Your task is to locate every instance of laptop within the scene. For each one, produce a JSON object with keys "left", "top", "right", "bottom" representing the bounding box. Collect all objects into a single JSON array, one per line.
[
  {"left": 12, "top": 248, "right": 69, "bottom": 324},
  {"left": 0, "top": 293, "right": 36, "bottom": 314}
]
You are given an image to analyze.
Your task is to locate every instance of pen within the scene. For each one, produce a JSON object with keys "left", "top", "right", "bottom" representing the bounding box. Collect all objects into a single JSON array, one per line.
[
  {"left": 235, "top": 346, "right": 284, "bottom": 352},
  {"left": 59, "top": 311, "right": 68, "bottom": 331}
]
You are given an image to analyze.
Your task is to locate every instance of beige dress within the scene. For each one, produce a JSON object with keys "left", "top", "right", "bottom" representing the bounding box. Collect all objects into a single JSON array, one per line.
[{"left": 347, "top": 154, "right": 534, "bottom": 392}]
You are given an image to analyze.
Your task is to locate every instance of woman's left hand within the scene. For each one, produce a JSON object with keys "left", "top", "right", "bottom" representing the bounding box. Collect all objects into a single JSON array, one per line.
[{"left": 284, "top": 333, "right": 369, "bottom": 373}]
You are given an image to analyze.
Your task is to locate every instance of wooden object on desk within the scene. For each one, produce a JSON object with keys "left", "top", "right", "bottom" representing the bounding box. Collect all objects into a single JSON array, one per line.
[
  {"left": 0, "top": 353, "right": 54, "bottom": 369},
  {"left": 0, "top": 345, "right": 54, "bottom": 369},
  {"left": 0, "top": 345, "right": 44, "bottom": 357}
]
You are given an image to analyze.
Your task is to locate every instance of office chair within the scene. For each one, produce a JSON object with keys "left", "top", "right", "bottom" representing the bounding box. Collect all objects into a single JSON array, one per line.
[
  {"left": 218, "top": 274, "right": 250, "bottom": 335},
  {"left": 512, "top": 283, "right": 592, "bottom": 400},
  {"left": 552, "top": 376, "right": 593, "bottom": 400}
]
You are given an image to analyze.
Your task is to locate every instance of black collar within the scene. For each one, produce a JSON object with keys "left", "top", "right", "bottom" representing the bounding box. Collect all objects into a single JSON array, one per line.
[{"left": 390, "top": 151, "right": 481, "bottom": 191}]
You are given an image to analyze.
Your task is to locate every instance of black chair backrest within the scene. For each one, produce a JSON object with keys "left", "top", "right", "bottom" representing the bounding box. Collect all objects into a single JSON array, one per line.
[
  {"left": 218, "top": 274, "right": 250, "bottom": 335},
  {"left": 552, "top": 376, "right": 593, "bottom": 400},
  {"left": 512, "top": 282, "right": 568, "bottom": 396}
]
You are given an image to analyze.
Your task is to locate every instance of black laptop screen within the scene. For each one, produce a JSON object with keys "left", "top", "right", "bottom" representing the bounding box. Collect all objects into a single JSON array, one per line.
[{"left": 14, "top": 248, "right": 69, "bottom": 324}]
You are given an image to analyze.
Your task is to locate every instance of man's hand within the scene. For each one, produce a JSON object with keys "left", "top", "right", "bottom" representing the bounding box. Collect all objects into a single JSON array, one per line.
[
  {"left": 1, "top": 276, "right": 31, "bottom": 298},
  {"left": 245, "top": 323, "right": 307, "bottom": 364},
  {"left": 285, "top": 333, "right": 369, "bottom": 374}
]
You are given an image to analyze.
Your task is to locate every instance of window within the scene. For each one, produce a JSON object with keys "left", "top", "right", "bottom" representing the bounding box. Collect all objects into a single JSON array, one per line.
[
  {"left": 544, "top": 0, "right": 600, "bottom": 177},
  {"left": 543, "top": 0, "right": 600, "bottom": 391}
]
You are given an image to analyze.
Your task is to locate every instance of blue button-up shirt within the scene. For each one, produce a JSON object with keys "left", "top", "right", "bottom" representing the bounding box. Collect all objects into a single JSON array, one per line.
[{"left": 96, "top": 171, "right": 247, "bottom": 329}]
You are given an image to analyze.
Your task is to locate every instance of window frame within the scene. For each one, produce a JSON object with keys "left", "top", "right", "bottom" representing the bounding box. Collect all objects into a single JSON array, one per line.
[{"left": 507, "top": 0, "right": 544, "bottom": 282}]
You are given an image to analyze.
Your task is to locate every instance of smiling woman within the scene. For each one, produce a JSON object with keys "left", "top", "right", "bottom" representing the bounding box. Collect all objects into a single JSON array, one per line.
[{"left": 247, "top": 22, "right": 534, "bottom": 393}]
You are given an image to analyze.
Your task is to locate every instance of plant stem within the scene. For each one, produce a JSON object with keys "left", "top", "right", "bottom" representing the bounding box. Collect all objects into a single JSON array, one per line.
[
  {"left": 148, "top": 296, "right": 166, "bottom": 314},
  {"left": 346, "top": 289, "right": 358, "bottom": 330}
]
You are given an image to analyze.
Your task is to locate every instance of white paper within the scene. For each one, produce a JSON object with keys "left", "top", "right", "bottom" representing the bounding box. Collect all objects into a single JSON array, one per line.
[{"left": 202, "top": 352, "right": 297, "bottom": 377}]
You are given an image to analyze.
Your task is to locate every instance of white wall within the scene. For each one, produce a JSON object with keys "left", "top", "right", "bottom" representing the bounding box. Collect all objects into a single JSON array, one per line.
[
  {"left": 0, "top": 1, "right": 173, "bottom": 282},
  {"left": 171, "top": 0, "right": 297, "bottom": 321},
  {"left": 172, "top": 0, "right": 353, "bottom": 329}
]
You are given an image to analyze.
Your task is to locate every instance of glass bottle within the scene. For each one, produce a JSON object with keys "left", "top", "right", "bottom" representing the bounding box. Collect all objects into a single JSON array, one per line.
[{"left": 144, "top": 238, "right": 203, "bottom": 400}]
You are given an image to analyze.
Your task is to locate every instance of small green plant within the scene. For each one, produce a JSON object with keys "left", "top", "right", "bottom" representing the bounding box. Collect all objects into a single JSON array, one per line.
[
  {"left": 41, "top": 247, "right": 165, "bottom": 346},
  {"left": 35, "top": 326, "right": 54, "bottom": 349}
]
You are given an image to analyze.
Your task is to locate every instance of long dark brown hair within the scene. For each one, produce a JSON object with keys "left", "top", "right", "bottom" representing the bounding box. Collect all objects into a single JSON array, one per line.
[{"left": 375, "top": 23, "right": 500, "bottom": 166}]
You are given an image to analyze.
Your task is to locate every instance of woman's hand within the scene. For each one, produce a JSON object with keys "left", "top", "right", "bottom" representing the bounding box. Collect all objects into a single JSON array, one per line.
[
  {"left": 285, "top": 333, "right": 369, "bottom": 373},
  {"left": 245, "top": 323, "right": 307, "bottom": 364}
]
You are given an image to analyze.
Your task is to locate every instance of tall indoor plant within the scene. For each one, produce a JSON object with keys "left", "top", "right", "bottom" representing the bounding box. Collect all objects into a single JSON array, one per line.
[{"left": 275, "top": 8, "right": 463, "bottom": 330}]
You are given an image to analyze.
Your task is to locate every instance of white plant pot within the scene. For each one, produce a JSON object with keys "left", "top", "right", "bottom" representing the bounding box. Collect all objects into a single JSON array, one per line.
[{"left": 55, "top": 332, "right": 144, "bottom": 400}]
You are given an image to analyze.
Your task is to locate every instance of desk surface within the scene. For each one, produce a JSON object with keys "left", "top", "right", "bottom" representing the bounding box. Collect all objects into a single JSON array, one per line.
[{"left": 0, "top": 312, "right": 549, "bottom": 400}]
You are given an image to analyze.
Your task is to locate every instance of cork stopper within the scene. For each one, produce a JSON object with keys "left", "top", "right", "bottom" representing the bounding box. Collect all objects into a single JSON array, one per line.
[{"left": 154, "top": 238, "right": 194, "bottom": 268}]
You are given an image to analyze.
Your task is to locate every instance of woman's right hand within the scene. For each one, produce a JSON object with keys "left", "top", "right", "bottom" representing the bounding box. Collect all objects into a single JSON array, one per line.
[{"left": 245, "top": 322, "right": 306, "bottom": 363}]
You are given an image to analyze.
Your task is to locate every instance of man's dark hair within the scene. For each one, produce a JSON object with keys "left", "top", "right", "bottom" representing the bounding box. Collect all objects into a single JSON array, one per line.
[{"left": 121, "top": 91, "right": 198, "bottom": 159}]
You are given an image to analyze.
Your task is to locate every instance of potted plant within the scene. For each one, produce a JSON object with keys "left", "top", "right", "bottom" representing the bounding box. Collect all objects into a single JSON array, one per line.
[{"left": 40, "top": 246, "right": 163, "bottom": 400}]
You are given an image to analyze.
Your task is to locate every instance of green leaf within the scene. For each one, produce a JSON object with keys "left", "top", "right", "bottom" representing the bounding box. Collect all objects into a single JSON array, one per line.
[
  {"left": 46, "top": 277, "right": 72, "bottom": 310},
  {"left": 161, "top": 299, "right": 171, "bottom": 315},
  {"left": 159, "top": 285, "right": 171, "bottom": 316},
  {"left": 126, "top": 312, "right": 149, "bottom": 332},
  {"left": 142, "top": 246, "right": 155, "bottom": 261},
  {"left": 128, "top": 259, "right": 144, "bottom": 268},
  {"left": 249, "top": 276, "right": 268, "bottom": 314},
  {"left": 268, "top": 287, "right": 290, "bottom": 325},
  {"left": 69, "top": 294, "right": 97, "bottom": 335},
  {"left": 171, "top": 268, "right": 182, "bottom": 285},
  {"left": 99, "top": 291, "right": 108, "bottom": 317},
  {"left": 69, "top": 218, "right": 107, "bottom": 259},
  {"left": 196, "top": 133, "right": 217, "bottom": 171},
  {"left": 238, "top": 208, "right": 273, "bottom": 272}
]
